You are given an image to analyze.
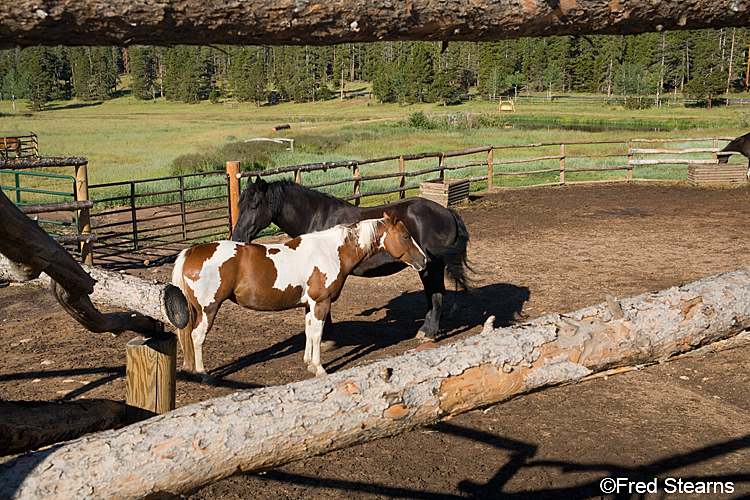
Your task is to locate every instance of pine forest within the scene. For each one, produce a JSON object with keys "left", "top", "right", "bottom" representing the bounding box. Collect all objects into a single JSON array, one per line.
[{"left": 1, "top": 28, "right": 749, "bottom": 110}]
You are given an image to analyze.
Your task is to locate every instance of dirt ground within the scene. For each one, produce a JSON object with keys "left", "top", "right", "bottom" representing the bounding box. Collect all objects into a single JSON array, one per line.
[{"left": 2, "top": 182, "right": 750, "bottom": 499}]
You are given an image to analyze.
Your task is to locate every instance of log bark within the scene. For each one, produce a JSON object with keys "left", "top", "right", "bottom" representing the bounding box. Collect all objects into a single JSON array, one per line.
[
  {"left": 0, "top": 400, "right": 126, "bottom": 457},
  {"left": 0, "top": 158, "right": 88, "bottom": 169},
  {"left": 1, "top": 1, "right": 748, "bottom": 49},
  {"left": 0, "top": 254, "right": 188, "bottom": 331},
  {"left": 2, "top": 265, "right": 750, "bottom": 500},
  {"left": 0, "top": 189, "right": 188, "bottom": 334}
]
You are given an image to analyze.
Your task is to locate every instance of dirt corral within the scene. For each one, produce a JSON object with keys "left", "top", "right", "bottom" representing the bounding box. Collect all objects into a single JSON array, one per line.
[{"left": 2, "top": 182, "right": 750, "bottom": 499}]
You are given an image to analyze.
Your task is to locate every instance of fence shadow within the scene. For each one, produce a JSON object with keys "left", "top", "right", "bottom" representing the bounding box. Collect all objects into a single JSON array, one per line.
[{"left": 248, "top": 423, "right": 750, "bottom": 499}]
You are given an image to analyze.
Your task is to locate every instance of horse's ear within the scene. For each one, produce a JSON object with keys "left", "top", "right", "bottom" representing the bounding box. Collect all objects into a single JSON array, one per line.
[
  {"left": 384, "top": 211, "right": 399, "bottom": 225},
  {"left": 255, "top": 177, "right": 268, "bottom": 191}
]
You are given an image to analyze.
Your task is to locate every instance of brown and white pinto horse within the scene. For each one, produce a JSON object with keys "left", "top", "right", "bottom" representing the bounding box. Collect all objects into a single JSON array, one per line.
[
  {"left": 171, "top": 214, "right": 426, "bottom": 378},
  {"left": 0, "top": 137, "right": 21, "bottom": 158}
]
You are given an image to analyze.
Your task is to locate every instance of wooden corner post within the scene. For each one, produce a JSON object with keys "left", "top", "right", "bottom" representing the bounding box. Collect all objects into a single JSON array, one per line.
[
  {"left": 75, "top": 162, "right": 93, "bottom": 265},
  {"left": 226, "top": 161, "right": 241, "bottom": 237},
  {"left": 126, "top": 333, "right": 177, "bottom": 424}
]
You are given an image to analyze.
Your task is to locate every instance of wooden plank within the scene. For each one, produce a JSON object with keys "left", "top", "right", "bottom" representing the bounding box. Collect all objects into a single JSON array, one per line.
[
  {"left": 687, "top": 163, "right": 747, "bottom": 186},
  {"left": 629, "top": 148, "right": 719, "bottom": 154}
]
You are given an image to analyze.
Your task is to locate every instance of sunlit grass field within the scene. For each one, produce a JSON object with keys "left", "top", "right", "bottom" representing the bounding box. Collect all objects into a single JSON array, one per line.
[{"left": 1, "top": 90, "right": 748, "bottom": 204}]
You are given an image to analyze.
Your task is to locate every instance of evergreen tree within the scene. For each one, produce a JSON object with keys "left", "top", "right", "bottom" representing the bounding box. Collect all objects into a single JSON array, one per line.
[
  {"left": 129, "top": 46, "right": 160, "bottom": 100},
  {"left": 406, "top": 42, "right": 436, "bottom": 102},
  {"left": 23, "top": 47, "right": 54, "bottom": 110}
]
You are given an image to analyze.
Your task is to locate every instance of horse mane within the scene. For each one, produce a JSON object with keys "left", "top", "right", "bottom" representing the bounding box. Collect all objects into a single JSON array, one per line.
[
  {"left": 267, "top": 180, "right": 347, "bottom": 219},
  {"left": 349, "top": 218, "right": 383, "bottom": 255}
]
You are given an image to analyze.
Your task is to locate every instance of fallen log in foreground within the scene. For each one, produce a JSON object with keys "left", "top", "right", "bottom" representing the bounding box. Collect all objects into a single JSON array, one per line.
[
  {"left": 2, "top": 266, "right": 750, "bottom": 500},
  {"left": 0, "top": 254, "right": 188, "bottom": 331}
]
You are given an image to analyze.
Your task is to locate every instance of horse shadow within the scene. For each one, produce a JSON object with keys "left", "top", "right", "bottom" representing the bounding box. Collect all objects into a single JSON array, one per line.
[
  {"left": 316, "top": 282, "right": 529, "bottom": 374},
  {"left": 209, "top": 283, "right": 529, "bottom": 381}
]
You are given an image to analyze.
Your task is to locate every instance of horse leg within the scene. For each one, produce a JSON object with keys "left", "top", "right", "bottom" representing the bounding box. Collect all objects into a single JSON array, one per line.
[
  {"left": 191, "top": 309, "right": 217, "bottom": 382},
  {"left": 416, "top": 262, "right": 446, "bottom": 341},
  {"left": 176, "top": 327, "right": 196, "bottom": 373},
  {"left": 305, "top": 301, "right": 329, "bottom": 376},
  {"left": 175, "top": 305, "right": 197, "bottom": 373}
]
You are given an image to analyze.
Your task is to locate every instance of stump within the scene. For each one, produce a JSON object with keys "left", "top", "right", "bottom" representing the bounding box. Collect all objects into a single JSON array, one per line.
[
  {"left": 419, "top": 178, "right": 470, "bottom": 207},
  {"left": 125, "top": 334, "right": 177, "bottom": 424},
  {"left": 687, "top": 162, "right": 747, "bottom": 186}
]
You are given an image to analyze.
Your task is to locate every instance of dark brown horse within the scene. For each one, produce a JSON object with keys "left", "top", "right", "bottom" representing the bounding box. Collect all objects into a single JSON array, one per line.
[
  {"left": 718, "top": 132, "right": 750, "bottom": 174},
  {"left": 231, "top": 178, "right": 473, "bottom": 340},
  {"left": 172, "top": 215, "right": 426, "bottom": 378}
]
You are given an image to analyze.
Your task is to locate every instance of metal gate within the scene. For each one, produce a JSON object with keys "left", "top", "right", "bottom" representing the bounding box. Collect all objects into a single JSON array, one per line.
[{"left": 89, "top": 171, "right": 231, "bottom": 259}]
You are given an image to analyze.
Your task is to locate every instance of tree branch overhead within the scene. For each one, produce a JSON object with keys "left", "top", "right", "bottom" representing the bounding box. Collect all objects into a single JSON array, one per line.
[{"left": 1, "top": 1, "right": 748, "bottom": 49}]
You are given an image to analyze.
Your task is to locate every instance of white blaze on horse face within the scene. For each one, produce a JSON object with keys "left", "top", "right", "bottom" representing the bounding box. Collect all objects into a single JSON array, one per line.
[
  {"left": 184, "top": 241, "right": 241, "bottom": 308},
  {"left": 265, "top": 228, "right": 347, "bottom": 294}
]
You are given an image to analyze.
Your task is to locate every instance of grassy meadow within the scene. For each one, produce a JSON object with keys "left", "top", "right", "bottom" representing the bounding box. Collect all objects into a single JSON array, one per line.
[{"left": 1, "top": 88, "right": 749, "bottom": 206}]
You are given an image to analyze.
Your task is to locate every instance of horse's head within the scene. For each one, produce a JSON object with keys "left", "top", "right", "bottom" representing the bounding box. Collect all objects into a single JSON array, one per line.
[
  {"left": 231, "top": 177, "right": 273, "bottom": 242},
  {"left": 381, "top": 213, "right": 427, "bottom": 272}
]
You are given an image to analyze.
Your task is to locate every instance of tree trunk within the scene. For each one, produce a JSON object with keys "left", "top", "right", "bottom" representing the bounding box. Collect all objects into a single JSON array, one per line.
[
  {"left": 1, "top": 1, "right": 749, "bottom": 49},
  {"left": 0, "top": 400, "right": 126, "bottom": 457},
  {"left": 2, "top": 265, "right": 750, "bottom": 500},
  {"left": 0, "top": 189, "right": 188, "bottom": 334},
  {"left": 0, "top": 254, "right": 188, "bottom": 331}
]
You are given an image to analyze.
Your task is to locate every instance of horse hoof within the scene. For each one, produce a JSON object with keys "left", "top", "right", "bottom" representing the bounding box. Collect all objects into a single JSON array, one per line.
[
  {"left": 200, "top": 373, "right": 216, "bottom": 384},
  {"left": 416, "top": 329, "right": 438, "bottom": 342}
]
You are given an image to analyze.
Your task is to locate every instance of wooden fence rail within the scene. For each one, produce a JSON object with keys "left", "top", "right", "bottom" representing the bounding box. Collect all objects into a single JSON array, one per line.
[{"left": 235, "top": 136, "right": 739, "bottom": 210}]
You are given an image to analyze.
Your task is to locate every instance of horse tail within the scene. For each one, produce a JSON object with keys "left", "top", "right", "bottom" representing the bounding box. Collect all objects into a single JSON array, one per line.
[
  {"left": 171, "top": 248, "right": 200, "bottom": 368},
  {"left": 171, "top": 248, "right": 189, "bottom": 295},
  {"left": 443, "top": 209, "right": 475, "bottom": 292},
  {"left": 171, "top": 248, "right": 197, "bottom": 331}
]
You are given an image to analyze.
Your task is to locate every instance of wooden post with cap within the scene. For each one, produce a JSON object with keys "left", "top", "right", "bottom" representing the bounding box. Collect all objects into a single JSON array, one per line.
[
  {"left": 125, "top": 333, "right": 177, "bottom": 424},
  {"left": 226, "top": 161, "right": 241, "bottom": 237}
]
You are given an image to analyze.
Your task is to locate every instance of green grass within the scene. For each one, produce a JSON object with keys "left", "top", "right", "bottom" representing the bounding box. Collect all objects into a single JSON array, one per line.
[{"left": 1, "top": 92, "right": 749, "bottom": 205}]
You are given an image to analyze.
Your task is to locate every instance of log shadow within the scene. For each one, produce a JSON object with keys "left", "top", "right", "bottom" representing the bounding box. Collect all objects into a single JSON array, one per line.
[
  {"left": 207, "top": 333, "right": 305, "bottom": 382},
  {"left": 249, "top": 423, "right": 750, "bottom": 499},
  {"left": 0, "top": 366, "right": 125, "bottom": 401}
]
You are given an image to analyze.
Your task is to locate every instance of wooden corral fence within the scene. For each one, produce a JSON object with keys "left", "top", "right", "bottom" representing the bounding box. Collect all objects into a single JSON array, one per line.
[
  {"left": 0, "top": 132, "right": 38, "bottom": 160},
  {"left": 2, "top": 265, "right": 750, "bottom": 499},
  {"left": 0, "top": 157, "right": 94, "bottom": 264},
  {"left": 2, "top": 137, "right": 742, "bottom": 262},
  {"left": 234, "top": 136, "right": 740, "bottom": 208}
]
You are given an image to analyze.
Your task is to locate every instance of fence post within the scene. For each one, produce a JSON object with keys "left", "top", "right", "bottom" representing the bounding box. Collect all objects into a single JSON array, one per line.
[
  {"left": 130, "top": 182, "right": 139, "bottom": 251},
  {"left": 179, "top": 176, "right": 187, "bottom": 240},
  {"left": 295, "top": 168, "right": 302, "bottom": 183},
  {"left": 226, "top": 161, "right": 241, "bottom": 237},
  {"left": 398, "top": 156, "right": 405, "bottom": 199},
  {"left": 352, "top": 163, "right": 361, "bottom": 207},
  {"left": 487, "top": 148, "right": 494, "bottom": 189},
  {"left": 30, "top": 132, "right": 38, "bottom": 158},
  {"left": 75, "top": 162, "right": 93, "bottom": 265},
  {"left": 627, "top": 139, "right": 634, "bottom": 181},
  {"left": 713, "top": 139, "right": 718, "bottom": 161},
  {"left": 125, "top": 333, "right": 176, "bottom": 424},
  {"left": 13, "top": 173, "right": 20, "bottom": 203},
  {"left": 439, "top": 154, "right": 445, "bottom": 181},
  {"left": 559, "top": 144, "right": 565, "bottom": 185}
]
